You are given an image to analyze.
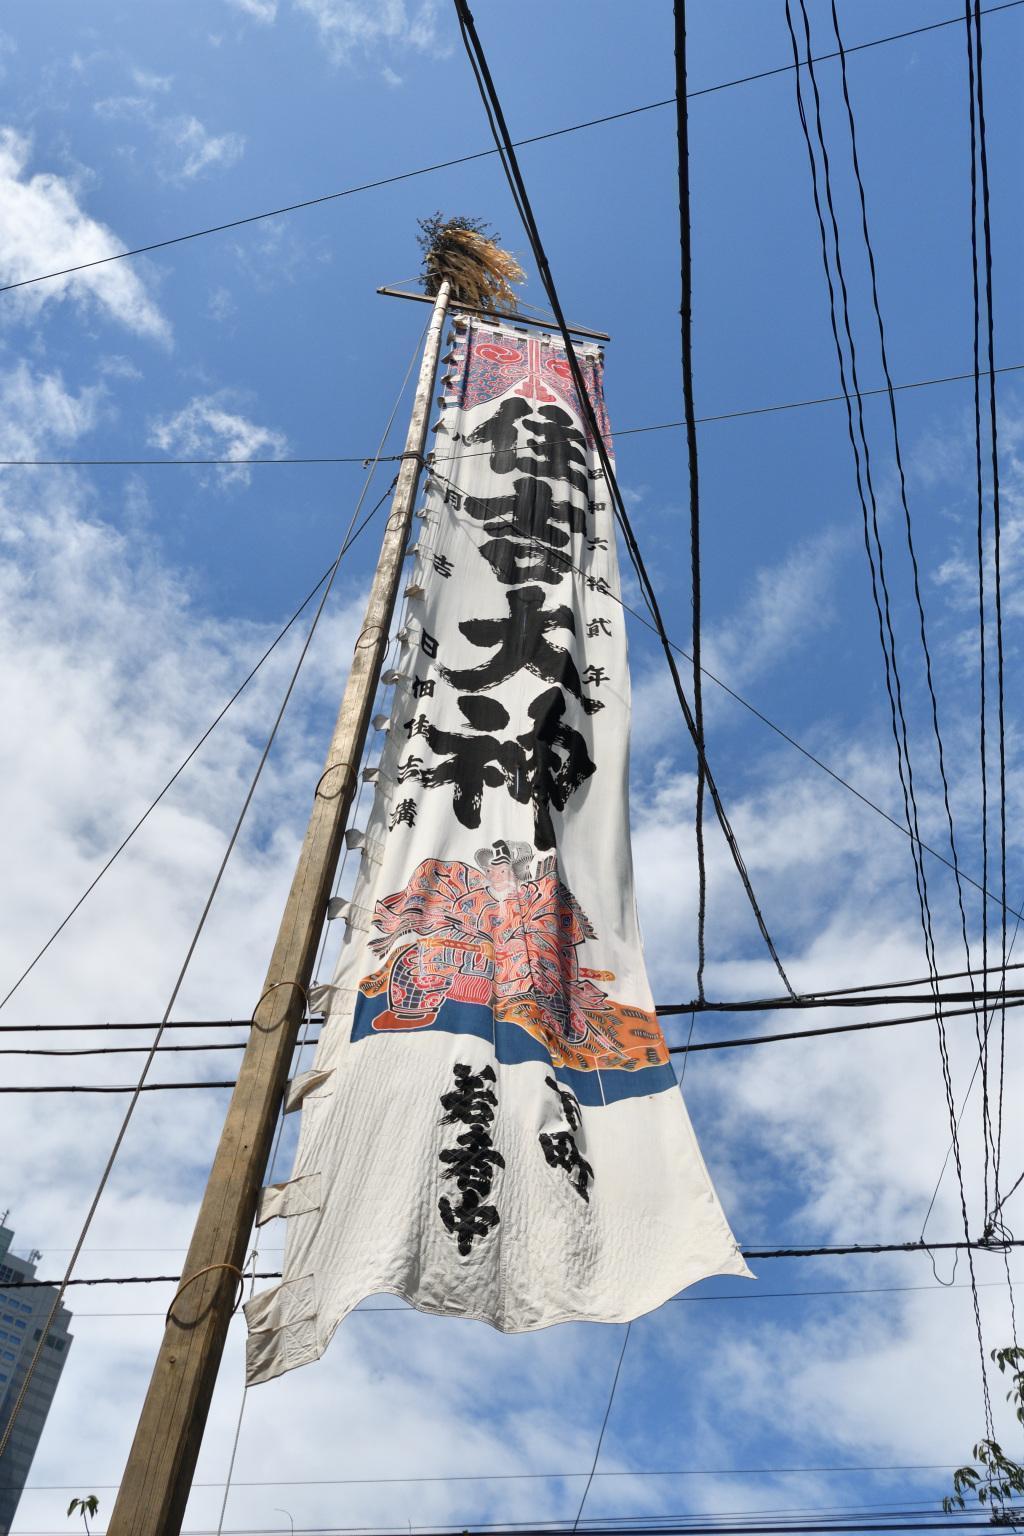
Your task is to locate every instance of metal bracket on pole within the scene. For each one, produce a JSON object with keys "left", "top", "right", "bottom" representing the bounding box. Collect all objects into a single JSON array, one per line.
[{"left": 376, "top": 284, "right": 610, "bottom": 342}]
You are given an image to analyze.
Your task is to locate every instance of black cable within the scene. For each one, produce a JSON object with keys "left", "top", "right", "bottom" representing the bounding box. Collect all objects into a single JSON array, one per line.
[
  {"left": 786, "top": 0, "right": 938, "bottom": 1022},
  {"left": 4, "top": 1239, "right": 1023, "bottom": 1286},
  {"left": 963, "top": 0, "right": 995, "bottom": 1228},
  {"left": 664, "top": 997, "right": 1024, "bottom": 1052},
  {"left": 788, "top": 0, "right": 993, "bottom": 1443},
  {"left": 453, "top": 1, "right": 795, "bottom": 997},
  {"left": 1, "top": 2, "right": 1021, "bottom": 301},
  {"left": 425, "top": 438, "right": 1024, "bottom": 937},
  {"left": 0, "top": 1520, "right": 1014, "bottom": 1536},
  {"left": 2, "top": 991, "right": 1022, "bottom": 1067},
  {"left": 3, "top": 357, "right": 1023, "bottom": 467},
  {"left": 674, "top": 1, "right": 707, "bottom": 1003},
  {"left": 676, "top": 985, "right": 1023, "bottom": 1010},
  {"left": 30, "top": 1276, "right": 1024, "bottom": 1314},
  {"left": 0, "top": 1017, "right": 298, "bottom": 1033},
  {"left": 828, "top": 0, "right": 989, "bottom": 1168},
  {"left": 971, "top": 0, "right": 1009, "bottom": 1211}
]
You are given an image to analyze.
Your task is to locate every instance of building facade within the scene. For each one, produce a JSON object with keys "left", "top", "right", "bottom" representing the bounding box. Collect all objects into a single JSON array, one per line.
[{"left": 0, "top": 1223, "right": 73, "bottom": 1535}]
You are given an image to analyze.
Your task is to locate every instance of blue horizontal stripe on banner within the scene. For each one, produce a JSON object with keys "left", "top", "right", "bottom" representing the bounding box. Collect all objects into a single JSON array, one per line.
[{"left": 351, "top": 991, "right": 677, "bottom": 1106}]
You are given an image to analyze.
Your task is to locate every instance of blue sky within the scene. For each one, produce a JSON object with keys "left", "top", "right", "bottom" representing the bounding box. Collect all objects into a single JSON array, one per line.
[{"left": 1, "top": 1, "right": 1024, "bottom": 1532}]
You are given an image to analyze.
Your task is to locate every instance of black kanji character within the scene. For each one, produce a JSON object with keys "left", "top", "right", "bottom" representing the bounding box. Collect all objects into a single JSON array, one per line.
[
  {"left": 432, "top": 553, "right": 454, "bottom": 578},
  {"left": 438, "top": 1062, "right": 503, "bottom": 1256},
  {"left": 545, "top": 1075, "right": 583, "bottom": 1134},
  {"left": 440, "top": 1063, "right": 497, "bottom": 1126},
  {"left": 421, "top": 631, "right": 439, "bottom": 658},
  {"left": 397, "top": 755, "right": 430, "bottom": 784},
  {"left": 439, "top": 1125, "right": 506, "bottom": 1198},
  {"left": 403, "top": 713, "right": 431, "bottom": 740},
  {"left": 389, "top": 798, "right": 417, "bottom": 830},
  {"left": 586, "top": 617, "right": 612, "bottom": 638},
  {"left": 412, "top": 676, "right": 435, "bottom": 700},
  {"left": 586, "top": 536, "right": 609, "bottom": 552},
  {"left": 581, "top": 665, "right": 608, "bottom": 688},
  {"left": 464, "top": 479, "right": 586, "bottom": 586},
  {"left": 539, "top": 1130, "right": 594, "bottom": 1202},
  {"left": 585, "top": 575, "right": 611, "bottom": 595},
  {"left": 465, "top": 398, "right": 587, "bottom": 494},
  {"left": 418, "top": 697, "right": 528, "bottom": 830},
  {"left": 517, "top": 687, "right": 596, "bottom": 851},
  {"left": 440, "top": 585, "right": 588, "bottom": 703},
  {"left": 438, "top": 1191, "right": 500, "bottom": 1256}
]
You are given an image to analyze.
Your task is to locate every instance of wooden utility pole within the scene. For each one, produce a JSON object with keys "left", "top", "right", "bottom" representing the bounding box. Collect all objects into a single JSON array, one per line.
[{"left": 108, "top": 280, "right": 451, "bottom": 1536}]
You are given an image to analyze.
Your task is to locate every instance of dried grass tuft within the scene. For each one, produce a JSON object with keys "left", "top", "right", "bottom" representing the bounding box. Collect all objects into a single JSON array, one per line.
[{"left": 418, "top": 214, "right": 525, "bottom": 312}]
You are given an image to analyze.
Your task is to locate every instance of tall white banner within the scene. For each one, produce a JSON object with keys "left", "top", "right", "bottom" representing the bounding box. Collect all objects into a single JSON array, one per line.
[{"left": 245, "top": 317, "right": 749, "bottom": 1384}]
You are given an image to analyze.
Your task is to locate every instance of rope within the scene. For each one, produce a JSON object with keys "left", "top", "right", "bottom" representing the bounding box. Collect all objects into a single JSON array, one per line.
[
  {"left": 165, "top": 1263, "right": 244, "bottom": 1325},
  {"left": 572, "top": 1323, "right": 632, "bottom": 1532},
  {"left": 0, "top": 560, "right": 336, "bottom": 1015},
  {"left": 0, "top": 323, "right": 423, "bottom": 1462}
]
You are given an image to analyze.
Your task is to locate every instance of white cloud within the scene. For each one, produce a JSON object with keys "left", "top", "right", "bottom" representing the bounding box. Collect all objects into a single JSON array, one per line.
[
  {"left": 2, "top": 359, "right": 1022, "bottom": 1532},
  {"left": 381, "top": 64, "right": 403, "bottom": 87},
  {"left": 0, "top": 128, "right": 170, "bottom": 344},
  {"left": 130, "top": 65, "right": 172, "bottom": 92},
  {"left": 0, "top": 362, "right": 103, "bottom": 462},
  {"left": 98, "top": 353, "right": 143, "bottom": 382},
  {"left": 207, "top": 284, "right": 237, "bottom": 323},
  {"left": 293, "top": 0, "right": 443, "bottom": 65},
  {"left": 93, "top": 94, "right": 247, "bottom": 184},
  {"left": 631, "top": 525, "right": 848, "bottom": 757},
  {"left": 226, "top": 0, "right": 279, "bottom": 19},
  {"left": 166, "top": 114, "right": 246, "bottom": 181},
  {"left": 148, "top": 392, "right": 288, "bottom": 486}
]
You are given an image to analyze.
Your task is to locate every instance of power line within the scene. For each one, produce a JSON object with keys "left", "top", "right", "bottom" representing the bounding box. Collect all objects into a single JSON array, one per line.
[
  {"left": 3, "top": 957, "right": 1023, "bottom": 1035},
  {"left": 48, "top": 1276, "right": 1024, "bottom": 1317},
  {"left": 665, "top": 996, "right": 1024, "bottom": 1053},
  {"left": 453, "top": 0, "right": 796, "bottom": 998},
  {"left": 5, "top": 1239, "right": 1023, "bottom": 1286},
  {"left": 1, "top": 357, "right": 1022, "bottom": 466},
  {"left": 679, "top": 986, "right": 1023, "bottom": 1011},
  {"left": 3, "top": 990, "right": 1021, "bottom": 1068},
  {"left": 785, "top": 0, "right": 993, "bottom": 1444},
  {"left": 970, "top": 0, "right": 1010, "bottom": 1216},
  {"left": 6, "top": 1465, "right": 971, "bottom": 1495},
  {"left": 0, "top": 1517, "right": 1012, "bottom": 1535},
  {"left": 825, "top": 0, "right": 987, "bottom": 1154},
  {"left": 673, "top": 0, "right": 707, "bottom": 1004},
  {"left": 2, "top": 3, "right": 1019, "bottom": 298},
  {"left": 792, "top": 0, "right": 994, "bottom": 1443}
]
